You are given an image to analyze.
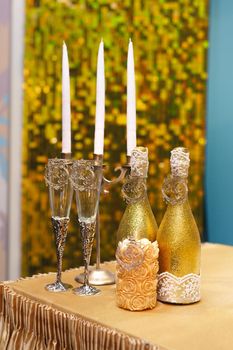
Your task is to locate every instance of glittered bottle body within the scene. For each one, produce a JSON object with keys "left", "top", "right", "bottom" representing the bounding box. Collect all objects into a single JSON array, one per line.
[
  {"left": 115, "top": 147, "right": 159, "bottom": 311},
  {"left": 157, "top": 148, "right": 201, "bottom": 304},
  {"left": 117, "top": 194, "right": 158, "bottom": 243}
]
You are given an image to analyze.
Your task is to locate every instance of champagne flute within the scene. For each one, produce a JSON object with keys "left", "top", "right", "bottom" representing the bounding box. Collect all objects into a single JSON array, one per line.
[
  {"left": 44, "top": 158, "right": 73, "bottom": 292},
  {"left": 71, "top": 159, "right": 102, "bottom": 296}
]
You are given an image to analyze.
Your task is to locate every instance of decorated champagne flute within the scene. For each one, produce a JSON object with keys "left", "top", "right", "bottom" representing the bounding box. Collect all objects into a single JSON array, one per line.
[
  {"left": 71, "top": 159, "right": 102, "bottom": 296},
  {"left": 45, "top": 158, "right": 73, "bottom": 292}
]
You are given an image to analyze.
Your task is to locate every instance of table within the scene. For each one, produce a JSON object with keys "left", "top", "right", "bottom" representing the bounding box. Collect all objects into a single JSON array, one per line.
[{"left": 1, "top": 243, "right": 233, "bottom": 350}]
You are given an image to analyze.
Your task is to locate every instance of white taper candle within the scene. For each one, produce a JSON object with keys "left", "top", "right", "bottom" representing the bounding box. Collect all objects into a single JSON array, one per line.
[
  {"left": 127, "top": 39, "right": 137, "bottom": 156},
  {"left": 62, "top": 42, "right": 71, "bottom": 154},
  {"left": 94, "top": 40, "right": 105, "bottom": 155}
]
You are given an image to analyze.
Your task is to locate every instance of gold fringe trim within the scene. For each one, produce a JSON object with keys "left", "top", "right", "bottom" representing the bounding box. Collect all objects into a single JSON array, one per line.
[{"left": 0, "top": 281, "right": 162, "bottom": 350}]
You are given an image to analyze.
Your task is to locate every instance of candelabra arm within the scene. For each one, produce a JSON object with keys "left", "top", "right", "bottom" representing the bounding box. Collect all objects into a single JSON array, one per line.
[{"left": 102, "top": 164, "right": 130, "bottom": 193}]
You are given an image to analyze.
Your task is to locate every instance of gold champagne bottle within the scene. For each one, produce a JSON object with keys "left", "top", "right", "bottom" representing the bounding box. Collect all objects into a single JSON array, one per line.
[
  {"left": 157, "top": 147, "right": 201, "bottom": 304},
  {"left": 116, "top": 147, "right": 159, "bottom": 311}
]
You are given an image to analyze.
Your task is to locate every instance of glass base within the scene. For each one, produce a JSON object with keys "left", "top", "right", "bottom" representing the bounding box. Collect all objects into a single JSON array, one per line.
[
  {"left": 73, "top": 284, "right": 100, "bottom": 296},
  {"left": 45, "top": 281, "right": 72, "bottom": 292}
]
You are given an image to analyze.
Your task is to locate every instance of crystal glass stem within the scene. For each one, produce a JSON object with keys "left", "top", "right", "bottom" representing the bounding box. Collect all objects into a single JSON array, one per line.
[
  {"left": 73, "top": 219, "right": 100, "bottom": 295},
  {"left": 74, "top": 210, "right": 116, "bottom": 286},
  {"left": 45, "top": 217, "right": 72, "bottom": 292},
  {"left": 53, "top": 217, "right": 69, "bottom": 284},
  {"left": 80, "top": 220, "right": 96, "bottom": 287},
  {"left": 45, "top": 218, "right": 72, "bottom": 292}
]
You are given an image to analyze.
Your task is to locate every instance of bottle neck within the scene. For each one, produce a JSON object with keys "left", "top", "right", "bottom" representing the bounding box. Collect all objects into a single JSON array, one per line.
[
  {"left": 122, "top": 176, "right": 147, "bottom": 205},
  {"left": 162, "top": 174, "right": 188, "bottom": 206},
  {"left": 167, "top": 195, "right": 189, "bottom": 208}
]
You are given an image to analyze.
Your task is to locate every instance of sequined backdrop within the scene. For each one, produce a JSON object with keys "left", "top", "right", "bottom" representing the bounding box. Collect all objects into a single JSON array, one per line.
[{"left": 22, "top": 0, "right": 208, "bottom": 275}]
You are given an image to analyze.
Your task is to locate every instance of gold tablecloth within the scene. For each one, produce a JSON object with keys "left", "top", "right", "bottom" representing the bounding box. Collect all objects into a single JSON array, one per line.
[{"left": 1, "top": 243, "right": 233, "bottom": 350}]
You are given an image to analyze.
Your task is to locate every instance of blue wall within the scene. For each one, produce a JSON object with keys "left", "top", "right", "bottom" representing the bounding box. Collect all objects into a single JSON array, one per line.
[{"left": 206, "top": 0, "right": 233, "bottom": 244}]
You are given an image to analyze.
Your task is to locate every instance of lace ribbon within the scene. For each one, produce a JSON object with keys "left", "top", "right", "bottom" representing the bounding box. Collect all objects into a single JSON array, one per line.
[
  {"left": 162, "top": 147, "right": 190, "bottom": 205},
  {"left": 157, "top": 272, "right": 201, "bottom": 304},
  {"left": 130, "top": 147, "right": 149, "bottom": 178}
]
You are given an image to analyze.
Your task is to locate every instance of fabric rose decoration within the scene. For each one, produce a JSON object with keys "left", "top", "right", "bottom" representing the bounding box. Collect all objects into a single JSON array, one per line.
[{"left": 116, "top": 238, "right": 159, "bottom": 311}]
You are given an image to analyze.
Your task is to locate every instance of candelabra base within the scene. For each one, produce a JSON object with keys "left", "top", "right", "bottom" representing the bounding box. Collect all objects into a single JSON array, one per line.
[{"left": 75, "top": 268, "right": 115, "bottom": 286}]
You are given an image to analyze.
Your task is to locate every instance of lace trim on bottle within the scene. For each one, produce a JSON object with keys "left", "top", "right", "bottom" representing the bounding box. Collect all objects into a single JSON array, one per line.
[
  {"left": 170, "top": 147, "right": 190, "bottom": 178},
  {"left": 162, "top": 174, "right": 188, "bottom": 205},
  {"left": 130, "top": 147, "right": 149, "bottom": 178},
  {"left": 157, "top": 272, "right": 201, "bottom": 304}
]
